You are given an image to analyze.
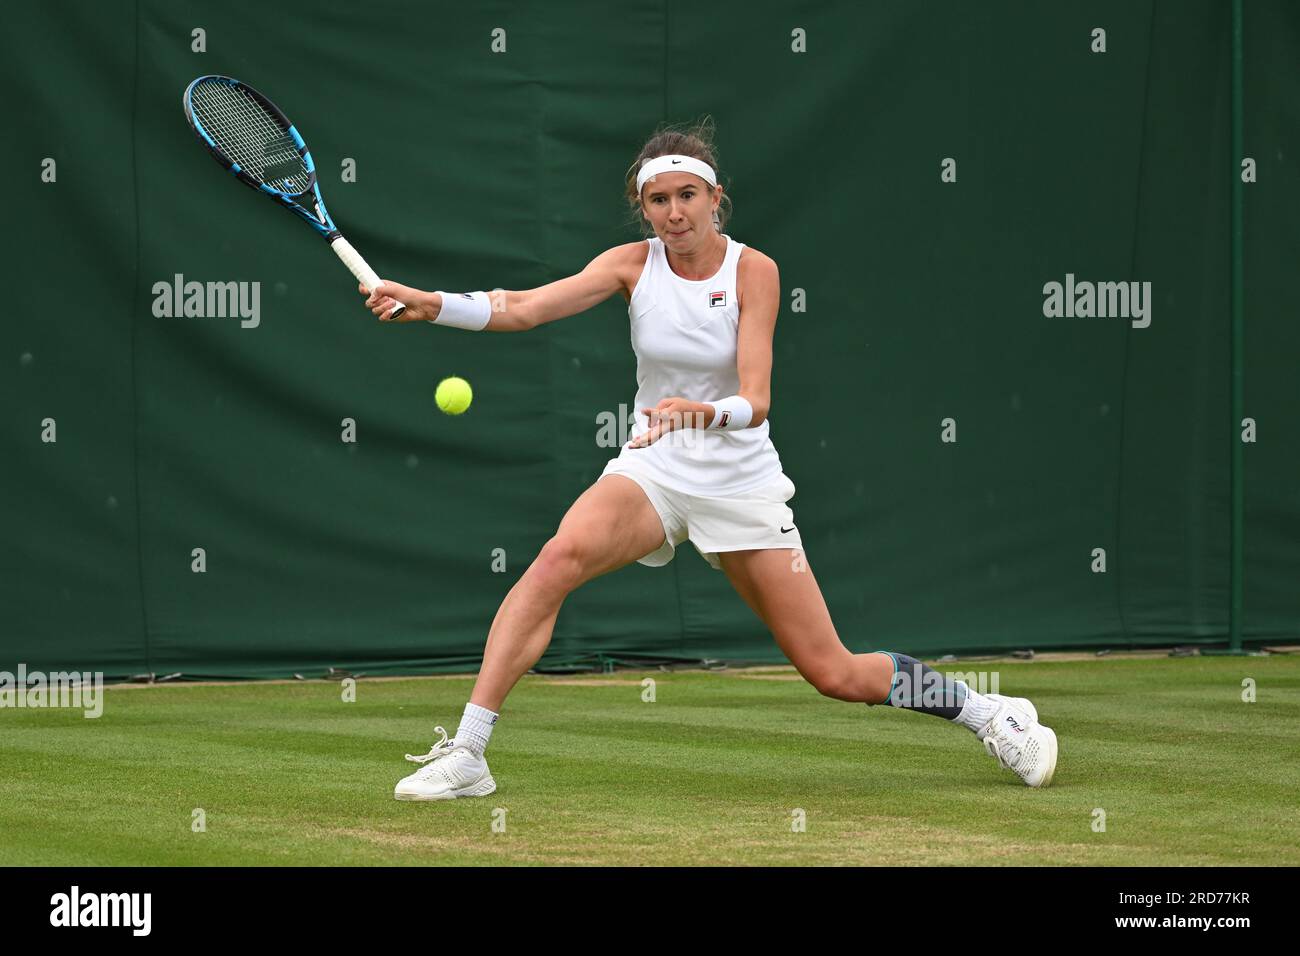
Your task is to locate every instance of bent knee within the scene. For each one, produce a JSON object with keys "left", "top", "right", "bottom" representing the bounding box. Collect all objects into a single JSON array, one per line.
[
  {"left": 805, "top": 668, "right": 858, "bottom": 702},
  {"left": 531, "top": 536, "right": 592, "bottom": 592}
]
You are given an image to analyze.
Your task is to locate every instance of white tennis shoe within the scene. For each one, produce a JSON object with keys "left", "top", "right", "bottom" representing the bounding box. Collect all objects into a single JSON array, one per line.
[
  {"left": 978, "top": 696, "right": 1058, "bottom": 788},
  {"left": 986, "top": 693, "right": 1037, "bottom": 724},
  {"left": 394, "top": 726, "right": 497, "bottom": 801}
]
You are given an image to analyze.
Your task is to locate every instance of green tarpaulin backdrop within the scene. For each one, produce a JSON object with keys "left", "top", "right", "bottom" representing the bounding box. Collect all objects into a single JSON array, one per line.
[{"left": 2, "top": 1, "right": 1296, "bottom": 678}]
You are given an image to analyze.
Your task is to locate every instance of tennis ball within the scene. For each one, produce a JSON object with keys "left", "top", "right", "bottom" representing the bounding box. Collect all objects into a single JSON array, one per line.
[{"left": 435, "top": 376, "right": 473, "bottom": 415}]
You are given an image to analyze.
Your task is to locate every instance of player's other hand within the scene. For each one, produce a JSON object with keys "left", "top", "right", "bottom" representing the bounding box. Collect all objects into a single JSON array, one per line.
[
  {"left": 627, "top": 397, "right": 710, "bottom": 448},
  {"left": 360, "top": 281, "right": 432, "bottom": 322}
]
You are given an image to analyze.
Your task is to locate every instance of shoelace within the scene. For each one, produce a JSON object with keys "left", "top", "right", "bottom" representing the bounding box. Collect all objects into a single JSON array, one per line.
[
  {"left": 405, "top": 725, "right": 458, "bottom": 764},
  {"left": 983, "top": 732, "right": 1023, "bottom": 772}
]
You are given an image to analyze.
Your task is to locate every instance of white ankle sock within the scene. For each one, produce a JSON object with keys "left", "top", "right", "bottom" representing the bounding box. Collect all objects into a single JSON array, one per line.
[
  {"left": 952, "top": 683, "right": 999, "bottom": 734},
  {"left": 455, "top": 702, "right": 498, "bottom": 757}
]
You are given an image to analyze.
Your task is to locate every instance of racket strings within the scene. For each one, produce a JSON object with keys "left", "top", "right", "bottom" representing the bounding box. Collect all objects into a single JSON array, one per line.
[{"left": 190, "top": 81, "right": 311, "bottom": 194}]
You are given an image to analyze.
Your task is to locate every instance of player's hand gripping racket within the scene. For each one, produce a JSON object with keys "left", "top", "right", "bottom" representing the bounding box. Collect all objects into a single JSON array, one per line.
[{"left": 182, "top": 75, "right": 405, "bottom": 319}]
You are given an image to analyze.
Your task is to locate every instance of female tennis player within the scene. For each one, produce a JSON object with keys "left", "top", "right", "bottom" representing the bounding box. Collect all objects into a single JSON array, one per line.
[{"left": 360, "top": 121, "right": 1058, "bottom": 798}]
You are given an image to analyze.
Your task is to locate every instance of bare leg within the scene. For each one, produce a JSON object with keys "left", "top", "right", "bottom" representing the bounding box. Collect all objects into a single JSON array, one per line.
[
  {"left": 469, "top": 475, "right": 670, "bottom": 712},
  {"left": 718, "top": 547, "right": 894, "bottom": 703}
]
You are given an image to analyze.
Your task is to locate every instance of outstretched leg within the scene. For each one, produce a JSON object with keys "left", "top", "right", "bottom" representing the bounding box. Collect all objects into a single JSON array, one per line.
[
  {"left": 718, "top": 547, "right": 1058, "bottom": 787},
  {"left": 717, "top": 547, "right": 894, "bottom": 703}
]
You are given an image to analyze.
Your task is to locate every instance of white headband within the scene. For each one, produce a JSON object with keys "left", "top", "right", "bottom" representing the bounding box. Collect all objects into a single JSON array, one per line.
[{"left": 636, "top": 154, "right": 717, "bottom": 195}]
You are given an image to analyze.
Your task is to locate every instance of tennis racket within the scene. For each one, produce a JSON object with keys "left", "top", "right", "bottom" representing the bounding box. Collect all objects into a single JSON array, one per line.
[{"left": 182, "top": 74, "right": 405, "bottom": 319}]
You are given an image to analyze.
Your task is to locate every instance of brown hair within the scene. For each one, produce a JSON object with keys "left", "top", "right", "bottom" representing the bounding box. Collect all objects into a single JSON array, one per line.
[{"left": 624, "top": 116, "right": 731, "bottom": 237}]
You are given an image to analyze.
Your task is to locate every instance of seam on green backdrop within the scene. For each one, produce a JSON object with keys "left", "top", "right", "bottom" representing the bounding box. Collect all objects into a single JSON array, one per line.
[
  {"left": 128, "top": 0, "right": 152, "bottom": 673},
  {"left": 1228, "top": 0, "right": 1245, "bottom": 650},
  {"left": 662, "top": 0, "right": 669, "bottom": 124},
  {"left": 671, "top": 551, "right": 687, "bottom": 658},
  {"left": 1114, "top": 1, "right": 1158, "bottom": 648},
  {"left": 538, "top": 28, "right": 566, "bottom": 661},
  {"left": 661, "top": 0, "right": 687, "bottom": 657}
]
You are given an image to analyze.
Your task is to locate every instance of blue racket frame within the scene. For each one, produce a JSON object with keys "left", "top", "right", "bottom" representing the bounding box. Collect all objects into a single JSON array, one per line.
[{"left": 182, "top": 74, "right": 341, "bottom": 241}]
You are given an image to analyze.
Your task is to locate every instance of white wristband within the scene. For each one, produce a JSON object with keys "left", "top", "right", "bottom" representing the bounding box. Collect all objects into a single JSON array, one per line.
[
  {"left": 707, "top": 395, "right": 753, "bottom": 430},
  {"left": 431, "top": 291, "right": 492, "bottom": 331}
]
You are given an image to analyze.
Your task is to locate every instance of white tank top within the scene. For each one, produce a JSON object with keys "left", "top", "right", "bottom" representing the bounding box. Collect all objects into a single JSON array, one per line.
[{"left": 615, "top": 233, "right": 785, "bottom": 496}]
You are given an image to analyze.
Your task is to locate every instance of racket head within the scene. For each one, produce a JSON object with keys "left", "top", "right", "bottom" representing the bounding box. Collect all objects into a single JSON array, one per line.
[{"left": 182, "top": 75, "right": 339, "bottom": 239}]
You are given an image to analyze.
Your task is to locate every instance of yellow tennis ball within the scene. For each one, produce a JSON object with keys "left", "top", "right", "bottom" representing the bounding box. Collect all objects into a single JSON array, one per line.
[{"left": 435, "top": 376, "right": 473, "bottom": 415}]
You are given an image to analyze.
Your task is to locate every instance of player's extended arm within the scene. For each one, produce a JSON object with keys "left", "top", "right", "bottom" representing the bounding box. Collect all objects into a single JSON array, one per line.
[
  {"left": 360, "top": 244, "right": 633, "bottom": 331},
  {"left": 708, "top": 252, "right": 778, "bottom": 427},
  {"left": 506, "top": 245, "right": 633, "bottom": 330}
]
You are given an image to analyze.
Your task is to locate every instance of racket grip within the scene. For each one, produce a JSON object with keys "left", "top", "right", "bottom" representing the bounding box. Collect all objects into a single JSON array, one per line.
[{"left": 332, "top": 235, "right": 407, "bottom": 320}]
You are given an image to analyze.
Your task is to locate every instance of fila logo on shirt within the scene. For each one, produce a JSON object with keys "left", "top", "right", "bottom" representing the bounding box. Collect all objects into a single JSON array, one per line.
[{"left": 709, "top": 291, "right": 726, "bottom": 308}]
